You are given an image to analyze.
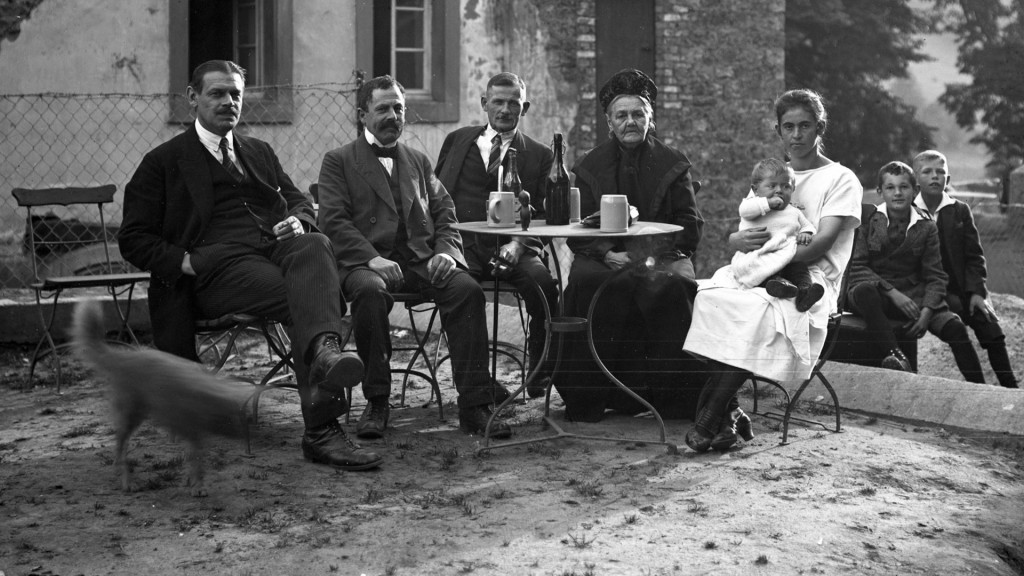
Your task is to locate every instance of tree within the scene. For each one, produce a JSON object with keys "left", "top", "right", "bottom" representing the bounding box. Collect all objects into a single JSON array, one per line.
[
  {"left": 786, "top": 0, "right": 936, "bottom": 183},
  {"left": 936, "top": 0, "right": 1024, "bottom": 182}
]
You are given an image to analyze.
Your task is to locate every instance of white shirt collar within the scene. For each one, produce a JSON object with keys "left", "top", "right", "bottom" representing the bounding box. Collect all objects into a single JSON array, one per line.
[
  {"left": 478, "top": 125, "right": 516, "bottom": 167},
  {"left": 914, "top": 190, "right": 957, "bottom": 215},
  {"left": 483, "top": 124, "right": 516, "bottom": 143},
  {"left": 878, "top": 202, "right": 924, "bottom": 229},
  {"left": 195, "top": 119, "right": 233, "bottom": 158},
  {"left": 363, "top": 129, "right": 397, "bottom": 149}
]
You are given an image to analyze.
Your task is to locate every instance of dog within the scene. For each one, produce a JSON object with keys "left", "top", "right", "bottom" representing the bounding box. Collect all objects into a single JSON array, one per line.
[{"left": 72, "top": 300, "right": 253, "bottom": 496}]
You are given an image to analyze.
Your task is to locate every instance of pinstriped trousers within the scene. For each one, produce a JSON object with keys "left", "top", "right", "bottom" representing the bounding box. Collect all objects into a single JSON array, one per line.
[{"left": 190, "top": 232, "right": 348, "bottom": 427}]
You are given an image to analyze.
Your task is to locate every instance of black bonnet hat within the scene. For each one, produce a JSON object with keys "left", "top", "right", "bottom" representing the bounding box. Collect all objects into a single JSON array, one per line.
[{"left": 598, "top": 68, "right": 657, "bottom": 112}]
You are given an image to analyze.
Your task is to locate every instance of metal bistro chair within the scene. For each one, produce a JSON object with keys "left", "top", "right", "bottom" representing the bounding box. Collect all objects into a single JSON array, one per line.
[
  {"left": 745, "top": 203, "right": 878, "bottom": 443},
  {"left": 13, "top": 185, "right": 150, "bottom": 392},
  {"left": 309, "top": 184, "right": 445, "bottom": 419},
  {"left": 744, "top": 270, "right": 848, "bottom": 444},
  {"left": 195, "top": 313, "right": 296, "bottom": 421},
  {"left": 339, "top": 292, "right": 446, "bottom": 420}
]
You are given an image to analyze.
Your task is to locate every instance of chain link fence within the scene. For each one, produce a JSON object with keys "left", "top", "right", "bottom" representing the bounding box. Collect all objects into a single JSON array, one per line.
[
  {"left": 0, "top": 81, "right": 361, "bottom": 288},
  {"left": 2, "top": 82, "right": 1022, "bottom": 299}
]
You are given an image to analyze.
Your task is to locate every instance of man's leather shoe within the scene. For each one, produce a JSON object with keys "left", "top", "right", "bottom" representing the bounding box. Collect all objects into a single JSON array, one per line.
[
  {"left": 527, "top": 375, "right": 551, "bottom": 399},
  {"left": 459, "top": 405, "right": 512, "bottom": 439},
  {"left": 310, "top": 333, "right": 363, "bottom": 396},
  {"left": 302, "top": 421, "right": 382, "bottom": 471},
  {"left": 356, "top": 396, "right": 390, "bottom": 439}
]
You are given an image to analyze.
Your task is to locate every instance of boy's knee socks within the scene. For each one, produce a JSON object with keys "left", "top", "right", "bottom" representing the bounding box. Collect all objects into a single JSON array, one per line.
[
  {"left": 985, "top": 345, "right": 1018, "bottom": 388},
  {"left": 939, "top": 320, "right": 986, "bottom": 384}
]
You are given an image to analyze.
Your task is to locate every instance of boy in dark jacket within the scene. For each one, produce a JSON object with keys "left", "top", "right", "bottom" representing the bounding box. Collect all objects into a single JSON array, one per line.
[
  {"left": 846, "top": 161, "right": 984, "bottom": 382},
  {"left": 913, "top": 150, "right": 1018, "bottom": 388}
]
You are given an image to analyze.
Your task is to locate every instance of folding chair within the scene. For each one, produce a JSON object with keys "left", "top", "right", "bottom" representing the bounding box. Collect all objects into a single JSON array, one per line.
[
  {"left": 746, "top": 203, "right": 878, "bottom": 443},
  {"left": 309, "top": 183, "right": 444, "bottom": 418},
  {"left": 195, "top": 313, "right": 296, "bottom": 423},
  {"left": 745, "top": 290, "right": 846, "bottom": 444},
  {"left": 13, "top": 185, "right": 149, "bottom": 392},
  {"left": 341, "top": 292, "right": 445, "bottom": 420}
]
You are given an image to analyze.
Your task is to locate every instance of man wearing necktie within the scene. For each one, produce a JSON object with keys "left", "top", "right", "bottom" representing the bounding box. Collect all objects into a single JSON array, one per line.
[
  {"left": 317, "top": 75, "right": 513, "bottom": 441},
  {"left": 435, "top": 72, "right": 558, "bottom": 398},
  {"left": 119, "top": 60, "right": 382, "bottom": 471}
]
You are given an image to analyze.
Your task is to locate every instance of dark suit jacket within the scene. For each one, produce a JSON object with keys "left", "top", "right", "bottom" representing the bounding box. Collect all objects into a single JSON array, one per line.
[
  {"left": 435, "top": 125, "right": 553, "bottom": 253},
  {"left": 932, "top": 199, "right": 989, "bottom": 299},
  {"left": 118, "top": 126, "right": 313, "bottom": 359},
  {"left": 316, "top": 137, "right": 465, "bottom": 286},
  {"left": 847, "top": 206, "right": 948, "bottom": 309}
]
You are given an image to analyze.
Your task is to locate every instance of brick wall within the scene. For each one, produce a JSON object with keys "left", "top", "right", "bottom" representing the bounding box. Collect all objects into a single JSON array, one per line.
[
  {"left": 654, "top": 0, "right": 785, "bottom": 274},
  {"left": 548, "top": 0, "right": 785, "bottom": 274}
]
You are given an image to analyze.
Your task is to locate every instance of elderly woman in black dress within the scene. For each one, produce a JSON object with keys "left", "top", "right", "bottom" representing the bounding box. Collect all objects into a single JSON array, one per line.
[{"left": 554, "top": 69, "right": 705, "bottom": 422}]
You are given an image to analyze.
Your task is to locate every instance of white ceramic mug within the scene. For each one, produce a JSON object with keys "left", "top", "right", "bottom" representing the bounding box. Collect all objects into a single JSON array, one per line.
[
  {"left": 487, "top": 191, "right": 516, "bottom": 228},
  {"left": 600, "top": 194, "right": 629, "bottom": 233}
]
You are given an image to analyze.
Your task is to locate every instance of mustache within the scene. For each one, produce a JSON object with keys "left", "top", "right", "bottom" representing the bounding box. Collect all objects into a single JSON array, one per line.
[{"left": 380, "top": 118, "right": 402, "bottom": 130}]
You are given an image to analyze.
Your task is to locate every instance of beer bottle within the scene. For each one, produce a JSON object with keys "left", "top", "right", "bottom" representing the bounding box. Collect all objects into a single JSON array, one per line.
[
  {"left": 545, "top": 133, "right": 570, "bottom": 225},
  {"left": 503, "top": 148, "right": 523, "bottom": 223}
]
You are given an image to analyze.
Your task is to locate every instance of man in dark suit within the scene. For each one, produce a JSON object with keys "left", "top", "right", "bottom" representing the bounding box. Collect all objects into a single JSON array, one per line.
[
  {"left": 435, "top": 72, "right": 557, "bottom": 398},
  {"left": 317, "top": 75, "right": 513, "bottom": 441},
  {"left": 118, "top": 60, "right": 382, "bottom": 471}
]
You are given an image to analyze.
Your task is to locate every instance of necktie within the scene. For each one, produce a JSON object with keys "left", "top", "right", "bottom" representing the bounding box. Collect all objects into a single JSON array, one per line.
[
  {"left": 219, "top": 138, "right": 243, "bottom": 181},
  {"left": 486, "top": 133, "right": 503, "bottom": 174}
]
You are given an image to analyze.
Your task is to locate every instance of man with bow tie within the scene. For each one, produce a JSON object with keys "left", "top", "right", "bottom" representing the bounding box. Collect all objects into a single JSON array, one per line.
[
  {"left": 317, "top": 75, "right": 513, "bottom": 441},
  {"left": 119, "top": 60, "right": 381, "bottom": 471}
]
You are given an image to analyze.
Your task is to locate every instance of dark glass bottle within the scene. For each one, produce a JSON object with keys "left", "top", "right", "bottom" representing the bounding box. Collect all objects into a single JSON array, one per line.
[
  {"left": 503, "top": 147, "right": 523, "bottom": 223},
  {"left": 545, "top": 133, "right": 570, "bottom": 225}
]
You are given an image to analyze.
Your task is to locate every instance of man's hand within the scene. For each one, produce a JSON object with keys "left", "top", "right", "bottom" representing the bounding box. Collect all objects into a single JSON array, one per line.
[
  {"left": 181, "top": 252, "right": 196, "bottom": 276},
  {"left": 273, "top": 215, "right": 304, "bottom": 241},
  {"left": 886, "top": 289, "right": 920, "bottom": 322},
  {"left": 905, "top": 307, "right": 934, "bottom": 339},
  {"left": 796, "top": 232, "right": 813, "bottom": 246},
  {"left": 427, "top": 253, "right": 457, "bottom": 285},
  {"left": 603, "top": 250, "right": 631, "bottom": 270},
  {"left": 369, "top": 256, "right": 404, "bottom": 290},
  {"left": 497, "top": 241, "right": 524, "bottom": 266},
  {"left": 729, "top": 227, "right": 770, "bottom": 253},
  {"left": 969, "top": 293, "right": 998, "bottom": 323}
]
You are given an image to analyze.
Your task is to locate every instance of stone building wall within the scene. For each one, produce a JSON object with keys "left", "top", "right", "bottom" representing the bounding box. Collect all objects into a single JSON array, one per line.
[
  {"left": 655, "top": 0, "right": 785, "bottom": 273},
  {"left": 562, "top": 0, "right": 785, "bottom": 274}
]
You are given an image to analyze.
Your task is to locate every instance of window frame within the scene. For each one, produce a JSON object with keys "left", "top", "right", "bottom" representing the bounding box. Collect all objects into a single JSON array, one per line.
[
  {"left": 168, "top": 0, "right": 294, "bottom": 125},
  {"left": 355, "top": 0, "right": 458, "bottom": 122}
]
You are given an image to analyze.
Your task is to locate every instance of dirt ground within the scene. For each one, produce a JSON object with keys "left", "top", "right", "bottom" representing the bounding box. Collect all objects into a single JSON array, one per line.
[{"left": 2, "top": 306, "right": 1024, "bottom": 576}]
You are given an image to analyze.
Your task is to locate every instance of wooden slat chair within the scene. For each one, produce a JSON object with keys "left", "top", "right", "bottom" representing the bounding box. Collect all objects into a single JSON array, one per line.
[{"left": 13, "top": 185, "right": 150, "bottom": 392}]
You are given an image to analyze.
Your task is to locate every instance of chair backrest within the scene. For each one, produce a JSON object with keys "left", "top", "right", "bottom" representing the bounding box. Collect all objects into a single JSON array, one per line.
[{"left": 12, "top": 185, "right": 122, "bottom": 281}]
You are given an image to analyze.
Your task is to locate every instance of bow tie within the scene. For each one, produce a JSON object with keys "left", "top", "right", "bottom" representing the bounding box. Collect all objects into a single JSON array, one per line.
[{"left": 371, "top": 144, "right": 397, "bottom": 159}]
